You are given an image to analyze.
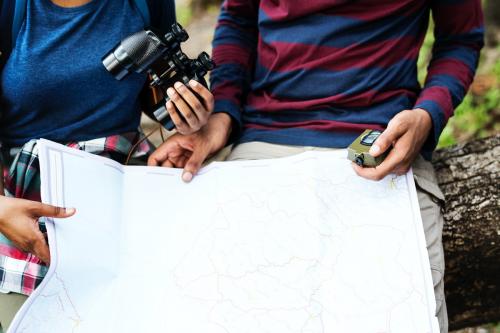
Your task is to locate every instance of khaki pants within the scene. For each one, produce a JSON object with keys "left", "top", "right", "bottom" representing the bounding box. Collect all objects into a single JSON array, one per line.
[
  {"left": 0, "top": 292, "right": 28, "bottom": 332},
  {"left": 227, "top": 142, "right": 448, "bottom": 333},
  {"left": 0, "top": 142, "right": 448, "bottom": 332}
]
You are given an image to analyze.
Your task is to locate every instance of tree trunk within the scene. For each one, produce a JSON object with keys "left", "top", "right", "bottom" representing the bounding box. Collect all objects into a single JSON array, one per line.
[
  {"left": 485, "top": 0, "right": 500, "bottom": 47},
  {"left": 432, "top": 135, "right": 500, "bottom": 330}
]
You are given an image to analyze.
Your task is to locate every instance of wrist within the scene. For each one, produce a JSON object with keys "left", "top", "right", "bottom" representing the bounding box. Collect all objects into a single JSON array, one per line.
[
  {"left": 207, "top": 112, "right": 233, "bottom": 142},
  {"left": 412, "top": 108, "right": 433, "bottom": 133}
]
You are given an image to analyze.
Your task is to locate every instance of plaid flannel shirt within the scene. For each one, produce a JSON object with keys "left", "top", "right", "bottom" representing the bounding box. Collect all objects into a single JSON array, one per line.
[{"left": 0, "top": 132, "right": 154, "bottom": 295}]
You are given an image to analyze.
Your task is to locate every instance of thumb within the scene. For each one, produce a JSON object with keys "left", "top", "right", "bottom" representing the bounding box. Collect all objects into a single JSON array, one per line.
[
  {"left": 32, "top": 203, "right": 76, "bottom": 219},
  {"left": 182, "top": 146, "right": 209, "bottom": 183},
  {"left": 370, "top": 121, "right": 407, "bottom": 157}
]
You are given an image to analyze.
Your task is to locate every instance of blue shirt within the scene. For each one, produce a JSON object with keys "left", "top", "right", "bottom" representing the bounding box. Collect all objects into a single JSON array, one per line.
[{"left": 0, "top": 0, "right": 148, "bottom": 146}]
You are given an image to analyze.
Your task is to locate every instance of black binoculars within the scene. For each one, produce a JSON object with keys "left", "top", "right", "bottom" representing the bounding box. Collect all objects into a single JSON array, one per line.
[{"left": 102, "top": 23, "right": 215, "bottom": 130}]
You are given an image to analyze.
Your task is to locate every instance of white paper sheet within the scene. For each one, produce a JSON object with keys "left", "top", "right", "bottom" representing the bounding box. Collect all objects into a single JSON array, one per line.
[{"left": 9, "top": 139, "right": 439, "bottom": 333}]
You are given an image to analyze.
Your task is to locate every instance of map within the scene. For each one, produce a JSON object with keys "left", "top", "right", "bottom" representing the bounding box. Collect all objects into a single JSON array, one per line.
[{"left": 9, "top": 139, "right": 439, "bottom": 332}]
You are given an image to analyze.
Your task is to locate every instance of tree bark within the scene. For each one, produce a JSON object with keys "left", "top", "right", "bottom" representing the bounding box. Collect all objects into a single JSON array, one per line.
[{"left": 432, "top": 135, "right": 500, "bottom": 330}]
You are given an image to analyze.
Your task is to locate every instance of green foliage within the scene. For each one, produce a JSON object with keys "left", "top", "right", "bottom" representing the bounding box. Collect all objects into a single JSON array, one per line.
[
  {"left": 176, "top": 5, "right": 193, "bottom": 27},
  {"left": 438, "top": 87, "right": 500, "bottom": 148}
]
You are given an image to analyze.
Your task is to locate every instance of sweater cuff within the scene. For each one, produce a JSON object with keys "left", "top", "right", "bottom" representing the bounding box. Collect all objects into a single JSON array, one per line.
[{"left": 214, "top": 99, "right": 243, "bottom": 144}]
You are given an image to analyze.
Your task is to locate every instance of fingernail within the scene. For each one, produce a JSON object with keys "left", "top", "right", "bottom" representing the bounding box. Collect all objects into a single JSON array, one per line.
[
  {"left": 65, "top": 208, "right": 76, "bottom": 215},
  {"left": 189, "top": 80, "right": 199, "bottom": 87},
  {"left": 370, "top": 145, "right": 380, "bottom": 155},
  {"left": 167, "top": 88, "right": 175, "bottom": 97},
  {"left": 182, "top": 172, "right": 193, "bottom": 183},
  {"left": 174, "top": 82, "right": 183, "bottom": 89}
]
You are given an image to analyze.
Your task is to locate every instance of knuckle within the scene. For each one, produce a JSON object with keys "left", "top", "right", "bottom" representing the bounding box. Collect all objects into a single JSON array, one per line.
[
  {"left": 192, "top": 101, "right": 203, "bottom": 113},
  {"left": 171, "top": 117, "right": 180, "bottom": 127},
  {"left": 166, "top": 100, "right": 175, "bottom": 109},
  {"left": 184, "top": 112, "right": 195, "bottom": 120},
  {"left": 170, "top": 93, "right": 180, "bottom": 102},
  {"left": 167, "top": 106, "right": 177, "bottom": 117},
  {"left": 28, "top": 201, "right": 41, "bottom": 212}
]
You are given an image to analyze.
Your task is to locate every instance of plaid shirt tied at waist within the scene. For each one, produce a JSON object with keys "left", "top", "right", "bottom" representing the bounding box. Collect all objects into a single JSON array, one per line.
[{"left": 0, "top": 132, "right": 153, "bottom": 295}]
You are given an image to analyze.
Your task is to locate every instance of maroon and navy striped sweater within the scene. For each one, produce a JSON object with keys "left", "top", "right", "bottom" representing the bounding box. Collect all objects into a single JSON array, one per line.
[{"left": 209, "top": 0, "right": 484, "bottom": 158}]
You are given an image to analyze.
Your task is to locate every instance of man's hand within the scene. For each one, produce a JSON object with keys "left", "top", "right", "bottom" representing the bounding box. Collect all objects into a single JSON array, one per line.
[
  {"left": 148, "top": 113, "right": 233, "bottom": 182},
  {"left": 166, "top": 80, "right": 214, "bottom": 135},
  {"left": 352, "top": 109, "right": 432, "bottom": 180},
  {"left": 0, "top": 196, "right": 76, "bottom": 264}
]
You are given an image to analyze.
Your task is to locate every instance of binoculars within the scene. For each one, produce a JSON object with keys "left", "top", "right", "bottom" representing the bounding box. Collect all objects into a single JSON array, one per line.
[{"left": 102, "top": 23, "right": 215, "bottom": 130}]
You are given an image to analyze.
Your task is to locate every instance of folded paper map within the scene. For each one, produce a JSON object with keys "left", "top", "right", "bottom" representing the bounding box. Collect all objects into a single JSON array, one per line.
[{"left": 9, "top": 139, "right": 439, "bottom": 333}]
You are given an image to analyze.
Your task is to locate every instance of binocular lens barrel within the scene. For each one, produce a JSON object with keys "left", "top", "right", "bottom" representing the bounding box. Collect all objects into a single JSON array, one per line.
[
  {"left": 102, "top": 45, "right": 133, "bottom": 80},
  {"left": 102, "top": 24, "right": 190, "bottom": 81}
]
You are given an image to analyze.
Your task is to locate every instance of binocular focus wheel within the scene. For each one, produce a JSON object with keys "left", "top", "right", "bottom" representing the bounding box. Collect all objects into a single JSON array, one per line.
[
  {"left": 198, "top": 52, "right": 215, "bottom": 71},
  {"left": 172, "top": 23, "right": 189, "bottom": 43}
]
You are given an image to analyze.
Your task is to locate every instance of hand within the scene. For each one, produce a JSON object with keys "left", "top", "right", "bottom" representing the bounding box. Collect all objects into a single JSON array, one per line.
[
  {"left": 352, "top": 109, "right": 432, "bottom": 180},
  {"left": 0, "top": 196, "right": 76, "bottom": 264},
  {"left": 166, "top": 80, "right": 214, "bottom": 135},
  {"left": 148, "top": 113, "right": 233, "bottom": 182}
]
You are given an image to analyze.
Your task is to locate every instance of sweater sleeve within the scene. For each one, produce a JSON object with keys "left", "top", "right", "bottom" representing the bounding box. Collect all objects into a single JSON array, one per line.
[
  {"left": 414, "top": 0, "right": 484, "bottom": 150},
  {"left": 209, "top": 0, "right": 260, "bottom": 134}
]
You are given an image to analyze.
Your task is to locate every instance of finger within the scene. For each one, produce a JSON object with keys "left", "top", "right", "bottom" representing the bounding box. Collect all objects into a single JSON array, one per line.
[
  {"left": 393, "top": 164, "right": 411, "bottom": 175},
  {"left": 189, "top": 80, "right": 214, "bottom": 112},
  {"left": 370, "top": 120, "right": 408, "bottom": 157},
  {"left": 162, "top": 153, "right": 187, "bottom": 168},
  {"left": 32, "top": 235, "right": 51, "bottom": 264},
  {"left": 352, "top": 148, "right": 405, "bottom": 181},
  {"left": 174, "top": 155, "right": 189, "bottom": 168},
  {"left": 31, "top": 203, "right": 76, "bottom": 218},
  {"left": 167, "top": 86, "right": 199, "bottom": 129},
  {"left": 161, "top": 159, "right": 175, "bottom": 168},
  {"left": 174, "top": 82, "right": 206, "bottom": 121},
  {"left": 182, "top": 145, "right": 210, "bottom": 183},
  {"left": 165, "top": 100, "right": 190, "bottom": 134},
  {"left": 148, "top": 139, "right": 180, "bottom": 166}
]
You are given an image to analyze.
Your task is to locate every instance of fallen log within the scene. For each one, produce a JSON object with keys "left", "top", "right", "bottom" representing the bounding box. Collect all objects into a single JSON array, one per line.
[{"left": 432, "top": 135, "right": 500, "bottom": 330}]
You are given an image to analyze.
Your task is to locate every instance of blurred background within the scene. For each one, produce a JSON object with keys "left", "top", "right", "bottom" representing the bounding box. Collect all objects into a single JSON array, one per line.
[{"left": 160, "top": 2, "right": 500, "bottom": 331}]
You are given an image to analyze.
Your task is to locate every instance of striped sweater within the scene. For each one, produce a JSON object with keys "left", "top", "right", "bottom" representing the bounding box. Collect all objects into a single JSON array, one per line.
[{"left": 209, "top": 0, "right": 484, "bottom": 157}]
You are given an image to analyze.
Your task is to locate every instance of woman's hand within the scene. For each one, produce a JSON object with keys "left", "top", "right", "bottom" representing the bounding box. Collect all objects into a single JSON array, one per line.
[
  {"left": 166, "top": 80, "right": 214, "bottom": 135},
  {"left": 0, "top": 196, "right": 76, "bottom": 264}
]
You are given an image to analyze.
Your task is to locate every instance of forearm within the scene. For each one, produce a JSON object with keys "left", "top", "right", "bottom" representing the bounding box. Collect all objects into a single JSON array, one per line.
[
  {"left": 210, "top": 0, "right": 260, "bottom": 133},
  {"left": 415, "top": 0, "right": 484, "bottom": 149}
]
